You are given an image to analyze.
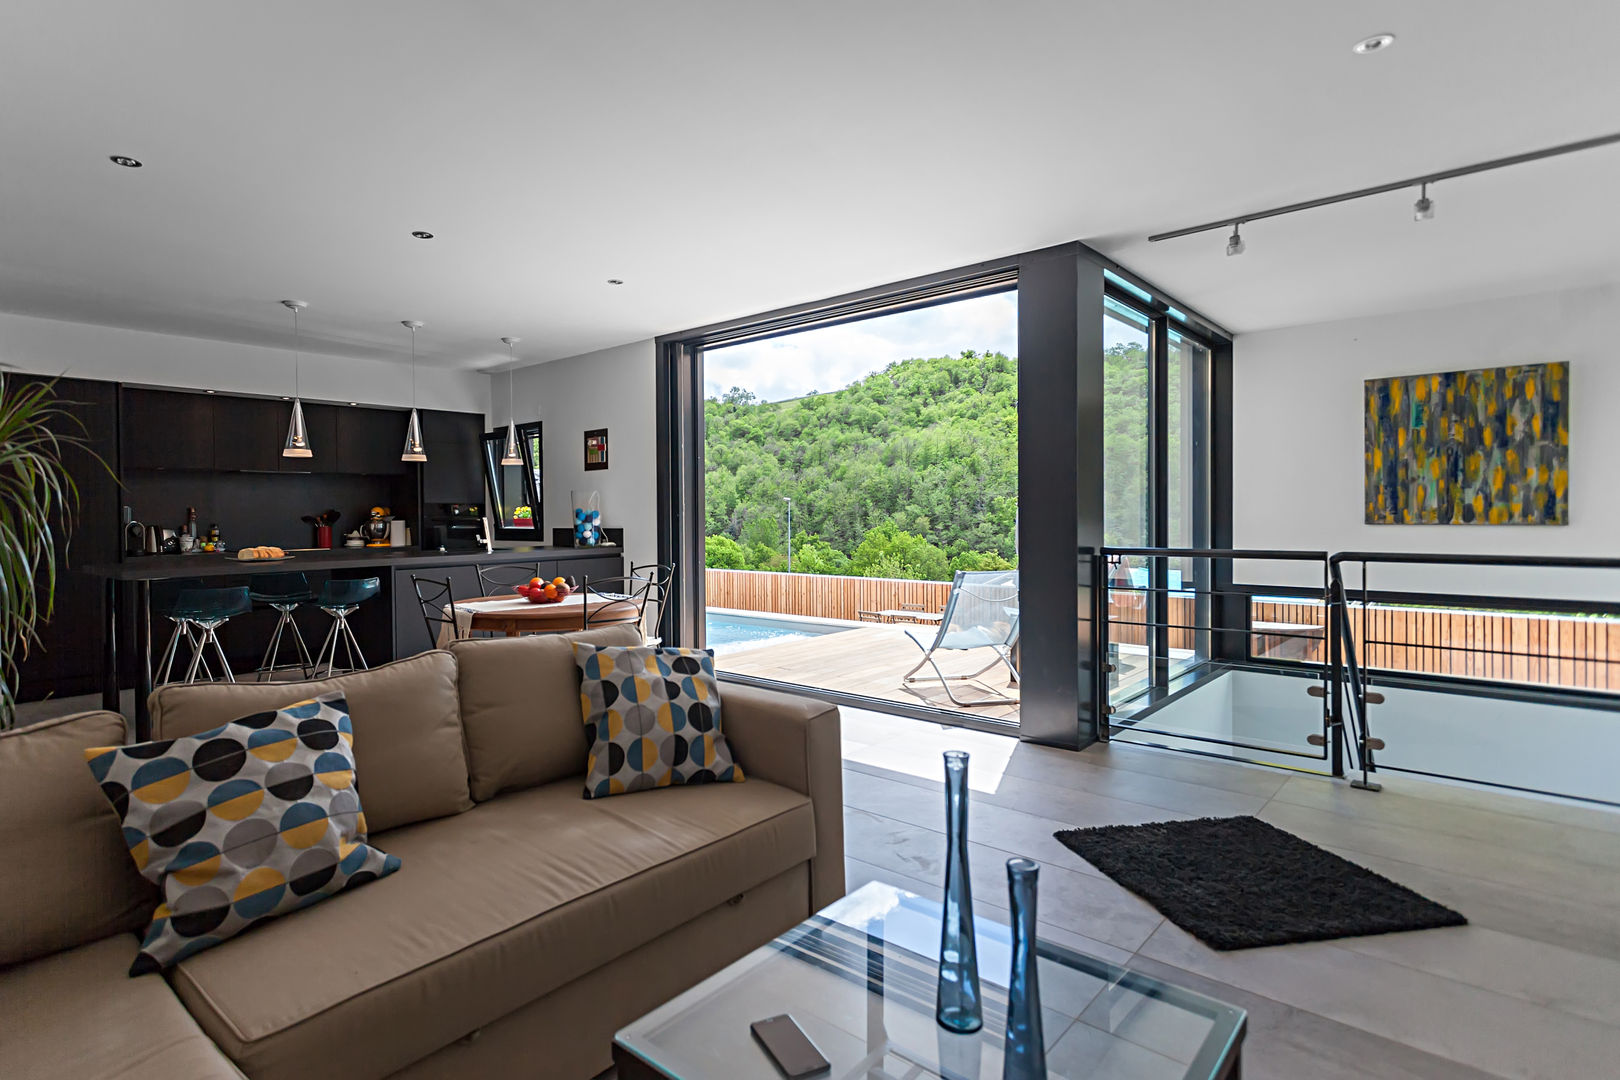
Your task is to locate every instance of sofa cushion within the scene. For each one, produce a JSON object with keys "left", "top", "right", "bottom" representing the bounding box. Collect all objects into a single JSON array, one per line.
[
  {"left": 170, "top": 778, "right": 816, "bottom": 1080},
  {"left": 149, "top": 651, "right": 472, "bottom": 833},
  {"left": 85, "top": 693, "right": 401, "bottom": 973},
  {"left": 0, "top": 934, "right": 243, "bottom": 1080},
  {"left": 0, "top": 711, "right": 157, "bottom": 967},
  {"left": 575, "top": 644, "right": 744, "bottom": 798},
  {"left": 449, "top": 623, "right": 643, "bottom": 800}
]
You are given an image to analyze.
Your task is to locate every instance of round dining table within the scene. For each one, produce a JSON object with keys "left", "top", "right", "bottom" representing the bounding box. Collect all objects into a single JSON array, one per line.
[{"left": 438, "top": 592, "right": 642, "bottom": 646}]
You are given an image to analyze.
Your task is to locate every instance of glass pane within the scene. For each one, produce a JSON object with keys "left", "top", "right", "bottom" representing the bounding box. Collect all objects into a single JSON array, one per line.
[
  {"left": 1104, "top": 299, "right": 1151, "bottom": 700},
  {"left": 1167, "top": 330, "right": 1208, "bottom": 680},
  {"left": 700, "top": 290, "right": 1019, "bottom": 723}
]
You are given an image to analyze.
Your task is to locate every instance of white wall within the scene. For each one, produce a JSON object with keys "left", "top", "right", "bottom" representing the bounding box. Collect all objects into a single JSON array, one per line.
[
  {"left": 1232, "top": 281, "right": 1620, "bottom": 600},
  {"left": 488, "top": 339, "right": 657, "bottom": 572},
  {"left": 0, "top": 311, "right": 488, "bottom": 414}
]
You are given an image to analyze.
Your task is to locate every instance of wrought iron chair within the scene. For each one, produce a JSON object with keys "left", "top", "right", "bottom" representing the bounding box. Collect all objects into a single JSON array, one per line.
[
  {"left": 627, "top": 562, "right": 675, "bottom": 643},
  {"left": 580, "top": 573, "right": 657, "bottom": 637},
  {"left": 901, "top": 570, "right": 1020, "bottom": 707},
  {"left": 477, "top": 562, "right": 544, "bottom": 597},
  {"left": 411, "top": 575, "right": 463, "bottom": 648}
]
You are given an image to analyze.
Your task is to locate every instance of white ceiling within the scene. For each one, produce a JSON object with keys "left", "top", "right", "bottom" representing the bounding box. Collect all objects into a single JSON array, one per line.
[{"left": 3, "top": 0, "right": 1619, "bottom": 369}]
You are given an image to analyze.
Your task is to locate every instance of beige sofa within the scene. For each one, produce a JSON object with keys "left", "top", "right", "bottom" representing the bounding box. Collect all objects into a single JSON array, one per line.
[{"left": 0, "top": 626, "right": 844, "bottom": 1080}]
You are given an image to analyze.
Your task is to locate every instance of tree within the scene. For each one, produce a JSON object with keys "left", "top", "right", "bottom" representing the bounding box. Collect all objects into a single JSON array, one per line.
[
  {"left": 849, "top": 523, "right": 950, "bottom": 581},
  {"left": 791, "top": 534, "right": 850, "bottom": 575},
  {"left": 704, "top": 534, "right": 746, "bottom": 569},
  {"left": 949, "top": 549, "right": 1015, "bottom": 573}
]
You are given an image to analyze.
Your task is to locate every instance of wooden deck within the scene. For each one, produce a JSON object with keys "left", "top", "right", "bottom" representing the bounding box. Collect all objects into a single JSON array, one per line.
[{"left": 715, "top": 624, "right": 1021, "bottom": 721}]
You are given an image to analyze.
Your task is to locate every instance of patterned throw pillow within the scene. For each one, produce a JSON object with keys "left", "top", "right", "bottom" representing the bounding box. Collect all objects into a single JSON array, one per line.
[
  {"left": 573, "top": 644, "right": 745, "bottom": 799},
  {"left": 84, "top": 693, "right": 400, "bottom": 974}
]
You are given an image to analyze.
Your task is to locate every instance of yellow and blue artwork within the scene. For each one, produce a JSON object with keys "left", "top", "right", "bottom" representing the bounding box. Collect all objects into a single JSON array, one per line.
[{"left": 1364, "top": 362, "right": 1568, "bottom": 525}]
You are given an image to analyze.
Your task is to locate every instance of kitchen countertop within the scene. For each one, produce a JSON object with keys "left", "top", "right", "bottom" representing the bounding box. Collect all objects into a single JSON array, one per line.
[{"left": 81, "top": 545, "right": 622, "bottom": 582}]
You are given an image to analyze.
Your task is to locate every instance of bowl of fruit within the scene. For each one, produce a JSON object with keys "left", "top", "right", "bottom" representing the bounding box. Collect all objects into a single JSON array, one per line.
[{"left": 514, "top": 576, "right": 574, "bottom": 604}]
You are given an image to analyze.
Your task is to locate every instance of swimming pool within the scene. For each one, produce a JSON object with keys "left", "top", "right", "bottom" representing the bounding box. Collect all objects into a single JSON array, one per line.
[{"left": 705, "top": 610, "right": 853, "bottom": 656}]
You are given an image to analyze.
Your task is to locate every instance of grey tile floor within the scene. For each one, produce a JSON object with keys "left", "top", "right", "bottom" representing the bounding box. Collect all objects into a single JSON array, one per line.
[{"left": 839, "top": 706, "right": 1620, "bottom": 1080}]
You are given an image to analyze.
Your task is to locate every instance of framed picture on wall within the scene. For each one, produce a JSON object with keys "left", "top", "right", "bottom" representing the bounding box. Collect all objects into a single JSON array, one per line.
[{"left": 584, "top": 428, "right": 609, "bottom": 471}]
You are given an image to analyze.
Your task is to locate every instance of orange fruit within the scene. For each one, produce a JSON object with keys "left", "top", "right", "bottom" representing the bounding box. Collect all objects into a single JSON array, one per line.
[
  {"left": 543, "top": 584, "right": 559, "bottom": 599},
  {"left": 529, "top": 577, "right": 543, "bottom": 587},
  {"left": 552, "top": 576, "right": 566, "bottom": 587}
]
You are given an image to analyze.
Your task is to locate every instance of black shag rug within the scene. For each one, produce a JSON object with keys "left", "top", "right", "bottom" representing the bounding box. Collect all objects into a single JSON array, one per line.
[{"left": 1053, "top": 815, "right": 1466, "bottom": 950}]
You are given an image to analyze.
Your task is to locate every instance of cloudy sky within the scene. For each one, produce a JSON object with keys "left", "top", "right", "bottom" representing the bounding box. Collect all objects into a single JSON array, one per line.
[{"left": 704, "top": 290, "right": 1149, "bottom": 402}]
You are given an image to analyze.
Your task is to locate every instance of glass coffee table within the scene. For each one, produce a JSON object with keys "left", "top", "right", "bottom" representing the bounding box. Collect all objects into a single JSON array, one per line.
[{"left": 615, "top": 881, "right": 1245, "bottom": 1079}]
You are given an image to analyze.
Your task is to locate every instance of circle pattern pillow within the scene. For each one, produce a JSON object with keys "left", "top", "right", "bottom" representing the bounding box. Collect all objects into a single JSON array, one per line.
[
  {"left": 83, "top": 692, "right": 400, "bottom": 974},
  {"left": 573, "top": 644, "right": 745, "bottom": 798}
]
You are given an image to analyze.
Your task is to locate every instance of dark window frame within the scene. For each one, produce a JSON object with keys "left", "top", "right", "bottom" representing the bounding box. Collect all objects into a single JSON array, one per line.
[
  {"left": 655, "top": 244, "right": 1231, "bottom": 749},
  {"left": 481, "top": 420, "right": 543, "bottom": 541}
]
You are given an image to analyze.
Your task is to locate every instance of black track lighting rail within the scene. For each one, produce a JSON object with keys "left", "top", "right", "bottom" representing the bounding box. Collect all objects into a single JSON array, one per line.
[{"left": 1148, "top": 130, "right": 1620, "bottom": 243}]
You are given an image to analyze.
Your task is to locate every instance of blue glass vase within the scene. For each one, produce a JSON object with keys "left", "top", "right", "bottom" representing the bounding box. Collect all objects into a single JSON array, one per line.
[
  {"left": 1002, "top": 858, "right": 1046, "bottom": 1080},
  {"left": 936, "top": 750, "right": 982, "bottom": 1033}
]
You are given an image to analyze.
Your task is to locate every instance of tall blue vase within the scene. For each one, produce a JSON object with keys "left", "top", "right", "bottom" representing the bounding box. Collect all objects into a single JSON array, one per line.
[
  {"left": 936, "top": 750, "right": 982, "bottom": 1033},
  {"left": 1002, "top": 858, "right": 1046, "bottom": 1080}
]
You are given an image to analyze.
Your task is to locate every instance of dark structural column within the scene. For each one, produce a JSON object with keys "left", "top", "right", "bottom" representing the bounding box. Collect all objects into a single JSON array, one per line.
[{"left": 1016, "top": 246, "right": 1105, "bottom": 748}]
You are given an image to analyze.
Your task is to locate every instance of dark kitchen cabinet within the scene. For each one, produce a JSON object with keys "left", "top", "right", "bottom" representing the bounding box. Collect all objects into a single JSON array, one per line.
[
  {"left": 211, "top": 396, "right": 281, "bottom": 472},
  {"left": 121, "top": 388, "right": 214, "bottom": 470},
  {"left": 283, "top": 402, "right": 339, "bottom": 475},
  {"left": 336, "top": 407, "right": 408, "bottom": 476},
  {"left": 421, "top": 411, "right": 486, "bottom": 504}
]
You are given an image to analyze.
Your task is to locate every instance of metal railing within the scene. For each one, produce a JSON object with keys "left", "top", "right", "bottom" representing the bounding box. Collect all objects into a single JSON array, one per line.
[{"left": 1097, "top": 546, "right": 1620, "bottom": 806}]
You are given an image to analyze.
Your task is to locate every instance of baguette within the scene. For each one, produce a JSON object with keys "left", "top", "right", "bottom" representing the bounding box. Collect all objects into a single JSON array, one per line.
[{"left": 236, "top": 545, "right": 287, "bottom": 561}]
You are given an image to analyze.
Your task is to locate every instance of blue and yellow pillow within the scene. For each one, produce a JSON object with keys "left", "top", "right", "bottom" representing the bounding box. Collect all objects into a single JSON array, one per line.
[
  {"left": 84, "top": 692, "right": 399, "bottom": 974},
  {"left": 573, "top": 644, "right": 745, "bottom": 798}
]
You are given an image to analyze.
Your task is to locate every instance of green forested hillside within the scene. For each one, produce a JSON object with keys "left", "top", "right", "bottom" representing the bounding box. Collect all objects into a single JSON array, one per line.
[{"left": 704, "top": 345, "right": 1152, "bottom": 580}]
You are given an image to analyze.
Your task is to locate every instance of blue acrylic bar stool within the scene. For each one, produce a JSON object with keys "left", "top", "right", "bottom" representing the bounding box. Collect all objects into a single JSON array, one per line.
[
  {"left": 153, "top": 578, "right": 210, "bottom": 685},
  {"left": 313, "top": 577, "right": 380, "bottom": 678},
  {"left": 250, "top": 573, "right": 315, "bottom": 681},
  {"left": 174, "top": 586, "right": 253, "bottom": 684}
]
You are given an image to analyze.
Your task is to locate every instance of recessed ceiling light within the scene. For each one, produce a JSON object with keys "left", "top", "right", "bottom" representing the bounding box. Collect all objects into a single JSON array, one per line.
[
  {"left": 1352, "top": 33, "right": 1395, "bottom": 55},
  {"left": 109, "top": 155, "right": 143, "bottom": 168},
  {"left": 606, "top": 278, "right": 624, "bottom": 285},
  {"left": 204, "top": 389, "right": 216, "bottom": 394},
  {"left": 411, "top": 230, "right": 434, "bottom": 239},
  {"left": 348, "top": 402, "right": 359, "bottom": 407}
]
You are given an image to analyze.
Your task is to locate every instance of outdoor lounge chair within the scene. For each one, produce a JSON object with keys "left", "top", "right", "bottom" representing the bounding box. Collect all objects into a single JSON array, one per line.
[{"left": 901, "top": 569, "right": 1019, "bottom": 707}]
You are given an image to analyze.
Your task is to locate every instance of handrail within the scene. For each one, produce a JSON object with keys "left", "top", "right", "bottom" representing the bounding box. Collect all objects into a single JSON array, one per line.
[
  {"left": 1107, "top": 547, "right": 1329, "bottom": 561},
  {"left": 1332, "top": 551, "right": 1620, "bottom": 571}
]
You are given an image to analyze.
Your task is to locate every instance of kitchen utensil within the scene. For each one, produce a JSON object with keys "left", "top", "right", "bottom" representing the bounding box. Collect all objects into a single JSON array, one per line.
[
  {"left": 125, "top": 520, "right": 148, "bottom": 556},
  {"left": 159, "top": 529, "right": 179, "bottom": 554},
  {"left": 315, "top": 524, "right": 333, "bottom": 549},
  {"left": 178, "top": 534, "right": 197, "bottom": 554}
]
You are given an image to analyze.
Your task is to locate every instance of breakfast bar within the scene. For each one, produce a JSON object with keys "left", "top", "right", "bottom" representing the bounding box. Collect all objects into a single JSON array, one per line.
[{"left": 83, "top": 546, "right": 623, "bottom": 740}]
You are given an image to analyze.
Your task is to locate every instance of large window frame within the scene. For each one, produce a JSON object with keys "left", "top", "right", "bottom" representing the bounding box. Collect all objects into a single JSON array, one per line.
[{"left": 656, "top": 245, "right": 1231, "bottom": 748}]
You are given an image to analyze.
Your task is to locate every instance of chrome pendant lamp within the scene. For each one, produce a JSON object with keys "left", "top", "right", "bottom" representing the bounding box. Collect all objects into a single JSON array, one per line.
[
  {"left": 280, "top": 300, "right": 313, "bottom": 458},
  {"left": 401, "top": 320, "right": 427, "bottom": 462},
  {"left": 499, "top": 337, "right": 522, "bottom": 466}
]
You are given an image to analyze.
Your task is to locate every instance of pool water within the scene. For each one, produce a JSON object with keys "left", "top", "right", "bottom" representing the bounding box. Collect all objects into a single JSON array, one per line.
[{"left": 704, "top": 612, "right": 848, "bottom": 656}]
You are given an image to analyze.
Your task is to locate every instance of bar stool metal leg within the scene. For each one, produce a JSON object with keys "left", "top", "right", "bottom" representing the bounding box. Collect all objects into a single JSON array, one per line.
[{"left": 257, "top": 603, "right": 313, "bottom": 682}]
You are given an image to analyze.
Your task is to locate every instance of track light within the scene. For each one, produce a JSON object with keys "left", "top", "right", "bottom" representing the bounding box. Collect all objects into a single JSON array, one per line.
[
  {"left": 1225, "top": 223, "right": 1246, "bottom": 257},
  {"left": 1413, "top": 183, "right": 1434, "bottom": 221}
]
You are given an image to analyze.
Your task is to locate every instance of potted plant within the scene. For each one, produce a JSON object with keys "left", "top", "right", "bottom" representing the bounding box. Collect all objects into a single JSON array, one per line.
[{"left": 0, "top": 373, "right": 104, "bottom": 727}]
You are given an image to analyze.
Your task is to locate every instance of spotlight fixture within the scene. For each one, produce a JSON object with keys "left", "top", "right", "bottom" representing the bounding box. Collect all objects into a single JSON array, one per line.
[
  {"left": 1225, "top": 223, "right": 1246, "bottom": 257},
  {"left": 1413, "top": 182, "right": 1435, "bottom": 221},
  {"left": 411, "top": 230, "right": 434, "bottom": 240},
  {"left": 606, "top": 279, "right": 624, "bottom": 286},
  {"left": 279, "top": 301, "right": 313, "bottom": 459},
  {"left": 204, "top": 389, "right": 216, "bottom": 394},
  {"left": 108, "top": 155, "right": 143, "bottom": 168},
  {"left": 1352, "top": 33, "right": 1395, "bottom": 55},
  {"left": 401, "top": 321, "right": 427, "bottom": 463},
  {"left": 498, "top": 338, "right": 524, "bottom": 466}
]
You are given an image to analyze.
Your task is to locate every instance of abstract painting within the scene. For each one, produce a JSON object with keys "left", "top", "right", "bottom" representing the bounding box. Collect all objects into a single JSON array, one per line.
[{"left": 1364, "top": 362, "right": 1568, "bottom": 525}]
